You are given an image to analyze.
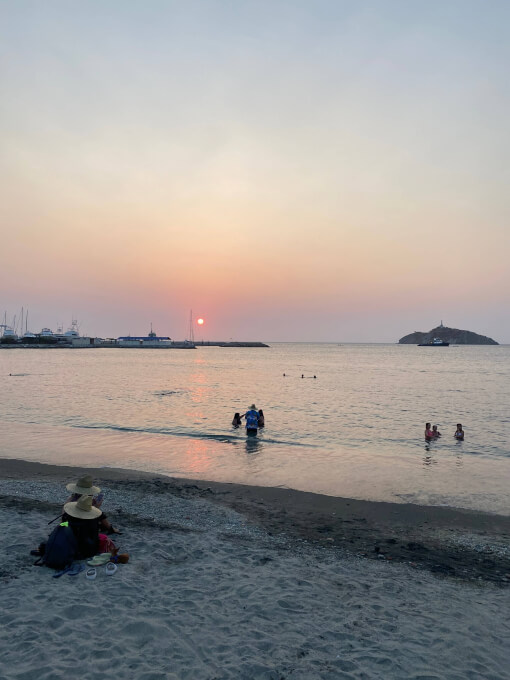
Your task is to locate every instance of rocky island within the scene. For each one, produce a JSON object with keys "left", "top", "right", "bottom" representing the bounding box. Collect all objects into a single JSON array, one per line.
[{"left": 399, "top": 323, "right": 498, "bottom": 345}]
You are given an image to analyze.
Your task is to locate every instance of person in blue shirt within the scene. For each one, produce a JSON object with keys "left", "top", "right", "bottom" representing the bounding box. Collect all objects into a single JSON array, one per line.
[{"left": 242, "top": 404, "right": 260, "bottom": 436}]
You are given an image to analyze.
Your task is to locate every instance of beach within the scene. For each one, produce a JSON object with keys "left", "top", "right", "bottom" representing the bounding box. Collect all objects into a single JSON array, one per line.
[{"left": 1, "top": 460, "right": 509, "bottom": 679}]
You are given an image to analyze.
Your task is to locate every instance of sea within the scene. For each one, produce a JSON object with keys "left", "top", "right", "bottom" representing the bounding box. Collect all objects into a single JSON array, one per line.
[{"left": 1, "top": 343, "right": 509, "bottom": 515}]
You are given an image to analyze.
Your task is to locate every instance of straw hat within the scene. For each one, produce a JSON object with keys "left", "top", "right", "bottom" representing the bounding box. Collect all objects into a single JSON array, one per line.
[
  {"left": 64, "top": 495, "right": 102, "bottom": 519},
  {"left": 250, "top": 404, "right": 257, "bottom": 410},
  {"left": 66, "top": 474, "right": 101, "bottom": 496}
]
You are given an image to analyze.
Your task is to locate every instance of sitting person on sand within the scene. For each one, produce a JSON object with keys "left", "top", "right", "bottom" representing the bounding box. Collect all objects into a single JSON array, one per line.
[
  {"left": 258, "top": 409, "right": 265, "bottom": 428},
  {"left": 65, "top": 475, "right": 121, "bottom": 534},
  {"left": 425, "top": 423, "right": 434, "bottom": 440},
  {"left": 232, "top": 412, "right": 242, "bottom": 427},
  {"left": 454, "top": 424, "right": 465, "bottom": 440},
  {"left": 63, "top": 495, "right": 118, "bottom": 559},
  {"left": 432, "top": 425, "right": 441, "bottom": 438},
  {"left": 61, "top": 494, "right": 103, "bottom": 559}
]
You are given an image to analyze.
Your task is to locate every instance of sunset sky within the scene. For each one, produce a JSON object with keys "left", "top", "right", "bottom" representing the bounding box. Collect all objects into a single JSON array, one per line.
[{"left": 1, "top": 1, "right": 509, "bottom": 342}]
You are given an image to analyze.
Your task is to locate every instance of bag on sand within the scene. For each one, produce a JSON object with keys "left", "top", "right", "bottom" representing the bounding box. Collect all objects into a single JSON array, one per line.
[{"left": 37, "top": 522, "right": 78, "bottom": 570}]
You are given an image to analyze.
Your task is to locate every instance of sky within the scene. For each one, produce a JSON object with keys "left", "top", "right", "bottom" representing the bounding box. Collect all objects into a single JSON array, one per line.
[{"left": 1, "top": 0, "right": 509, "bottom": 342}]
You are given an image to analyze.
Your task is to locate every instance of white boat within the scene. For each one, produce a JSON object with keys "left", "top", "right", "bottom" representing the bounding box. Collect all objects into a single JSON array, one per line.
[
  {"left": 1, "top": 326, "right": 18, "bottom": 340},
  {"left": 64, "top": 319, "right": 80, "bottom": 339},
  {"left": 117, "top": 324, "right": 195, "bottom": 348}
]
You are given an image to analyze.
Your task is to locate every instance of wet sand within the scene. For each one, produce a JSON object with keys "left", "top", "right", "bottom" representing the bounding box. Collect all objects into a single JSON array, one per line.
[{"left": 2, "top": 458, "right": 509, "bottom": 584}]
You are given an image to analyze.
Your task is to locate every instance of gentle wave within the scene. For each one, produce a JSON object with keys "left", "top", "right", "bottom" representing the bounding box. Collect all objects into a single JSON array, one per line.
[{"left": 70, "top": 422, "right": 317, "bottom": 448}]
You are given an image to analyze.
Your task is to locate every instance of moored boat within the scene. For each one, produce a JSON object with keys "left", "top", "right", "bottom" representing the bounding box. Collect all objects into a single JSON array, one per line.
[
  {"left": 1, "top": 326, "right": 18, "bottom": 340},
  {"left": 418, "top": 338, "right": 449, "bottom": 347},
  {"left": 64, "top": 319, "right": 80, "bottom": 339}
]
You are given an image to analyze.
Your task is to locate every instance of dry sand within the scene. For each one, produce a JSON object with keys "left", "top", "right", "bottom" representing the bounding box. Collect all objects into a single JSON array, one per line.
[{"left": 1, "top": 459, "right": 509, "bottom": 679}]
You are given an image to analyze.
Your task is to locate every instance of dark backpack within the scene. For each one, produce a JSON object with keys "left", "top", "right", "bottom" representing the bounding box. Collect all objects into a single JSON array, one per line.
[{"left": 39, "top": 523, "right": 78, "bottom": 570}]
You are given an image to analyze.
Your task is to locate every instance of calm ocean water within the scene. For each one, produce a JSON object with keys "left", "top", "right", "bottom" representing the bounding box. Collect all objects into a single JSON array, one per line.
[{"left": 1, "top": 344, "right": 509, "bottom": 514}]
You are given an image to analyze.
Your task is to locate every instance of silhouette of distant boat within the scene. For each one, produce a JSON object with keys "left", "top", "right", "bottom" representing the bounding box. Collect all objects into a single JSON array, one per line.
[{"left": 418, "top": 338, "right": 449, "bottom": 347}]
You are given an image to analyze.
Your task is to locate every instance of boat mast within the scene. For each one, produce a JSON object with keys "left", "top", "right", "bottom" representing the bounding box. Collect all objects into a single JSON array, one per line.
[{"left": 188, "top": 310, "right": 195, "bottom": 344}]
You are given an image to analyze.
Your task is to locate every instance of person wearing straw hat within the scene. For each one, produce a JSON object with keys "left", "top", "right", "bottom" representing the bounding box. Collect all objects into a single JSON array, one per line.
[
  {"left": 64, "top": 494, "right": 102, "bottom": 520},
  {"left": 62, "top": 495, "right": 102, "bottom": 559},
  {"left": 240, "top": 404, "right": 260, "bottom": 436},
  {"left": 30, "top": 488, "right": 118, "bottom": 560},
  {"left": 65, "top": 474, "right": 121, "bottom": 535},
  {"left": 66, "top": 474, "right": 102, "bottom": 500}
]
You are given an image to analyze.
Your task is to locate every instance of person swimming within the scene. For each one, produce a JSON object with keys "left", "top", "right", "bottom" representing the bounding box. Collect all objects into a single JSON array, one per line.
[
  {"left": 454, "top": 423, "right": 464, "bottom": 440},
  {"left": 425, "top": 423, "right": 434, "bottom": 440},
  {"left": 232, "top": 412, "right": 242, "bottom": 427},
  {"left": 258, "top": 409, "right": 265, "bottom": 428},
  {"left": 432, "top": 425, "right": 441, "bottom": 438}
]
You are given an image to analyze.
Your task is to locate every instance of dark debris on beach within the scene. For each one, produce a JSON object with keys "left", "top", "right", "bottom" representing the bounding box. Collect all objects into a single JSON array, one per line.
[
  {"left": 1, "top": 460, "right": 509, "bottom": 586},
  {"left": 89, "top": 476, "right": 510, "bottom": 585}
]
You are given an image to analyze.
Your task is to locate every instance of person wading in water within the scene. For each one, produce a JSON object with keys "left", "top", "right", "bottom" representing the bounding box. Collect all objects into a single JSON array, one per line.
[{"left": 242, "top": 404, "right": 260, "bottom": 436}]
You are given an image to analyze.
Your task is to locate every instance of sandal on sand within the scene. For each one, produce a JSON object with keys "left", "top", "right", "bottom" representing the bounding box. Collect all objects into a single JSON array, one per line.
[
  {"left": 86, "top": 568, "right": 97, "bottom": 580},
  {"left": 52, "top": 565, "right": 72, "bottom": 578},
  {"left": 105, "top": 562, "right": 118, "bottom": 576},
  {"left": 87, "top": 553, "right": 112, "bottom": 566}
]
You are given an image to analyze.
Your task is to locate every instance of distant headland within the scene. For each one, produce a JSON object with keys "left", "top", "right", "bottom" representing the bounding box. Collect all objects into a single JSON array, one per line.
[{"left": 399, "top": 322, "right": 498, "bottom": 345}]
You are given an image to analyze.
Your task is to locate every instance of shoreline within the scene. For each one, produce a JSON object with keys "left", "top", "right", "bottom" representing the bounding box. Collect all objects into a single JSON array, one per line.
[{"left": 1, "top": 458, "right": 509, "bottom": 584}]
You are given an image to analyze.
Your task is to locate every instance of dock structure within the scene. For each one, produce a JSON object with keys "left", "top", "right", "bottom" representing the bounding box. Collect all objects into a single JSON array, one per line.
[
  {"left": 1, "top": 338, "right": 269, "bottom": 349},
  {"left": 116, "top": 335, "right": 194, "bottom": 349},
  {"left": 194, "top": 341, "right": 269, "bottom": 347},
  {"left": 1, "top": 320, "right": 268, "bottom": 349}
]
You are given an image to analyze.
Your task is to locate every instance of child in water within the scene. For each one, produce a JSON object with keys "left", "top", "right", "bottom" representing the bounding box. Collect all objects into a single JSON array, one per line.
[
  {"left": 258, "top": 409, "right": 265, "bottom": 427},
  {"left": 232, "top": 412, "right": 242, "bottom": 427},
  {"left": 432, "top": 425, "right": 441, "bottom": 438},
  {"left": 454, "top": 424, "right": 464, "bottom": 440},
  {"left": 425, "top": 423, "right": 434, "bottom": 440}
]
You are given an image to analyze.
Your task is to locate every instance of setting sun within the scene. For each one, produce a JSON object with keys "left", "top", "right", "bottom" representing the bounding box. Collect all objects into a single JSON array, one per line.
[{"left": 197, "top": 318, "right": 204, "bottom": 325}]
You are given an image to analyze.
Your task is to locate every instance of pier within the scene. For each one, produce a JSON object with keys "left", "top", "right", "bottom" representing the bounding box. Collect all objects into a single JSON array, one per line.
[{"left": 1, "top": 339, "right": 269, "bottom": 349}]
